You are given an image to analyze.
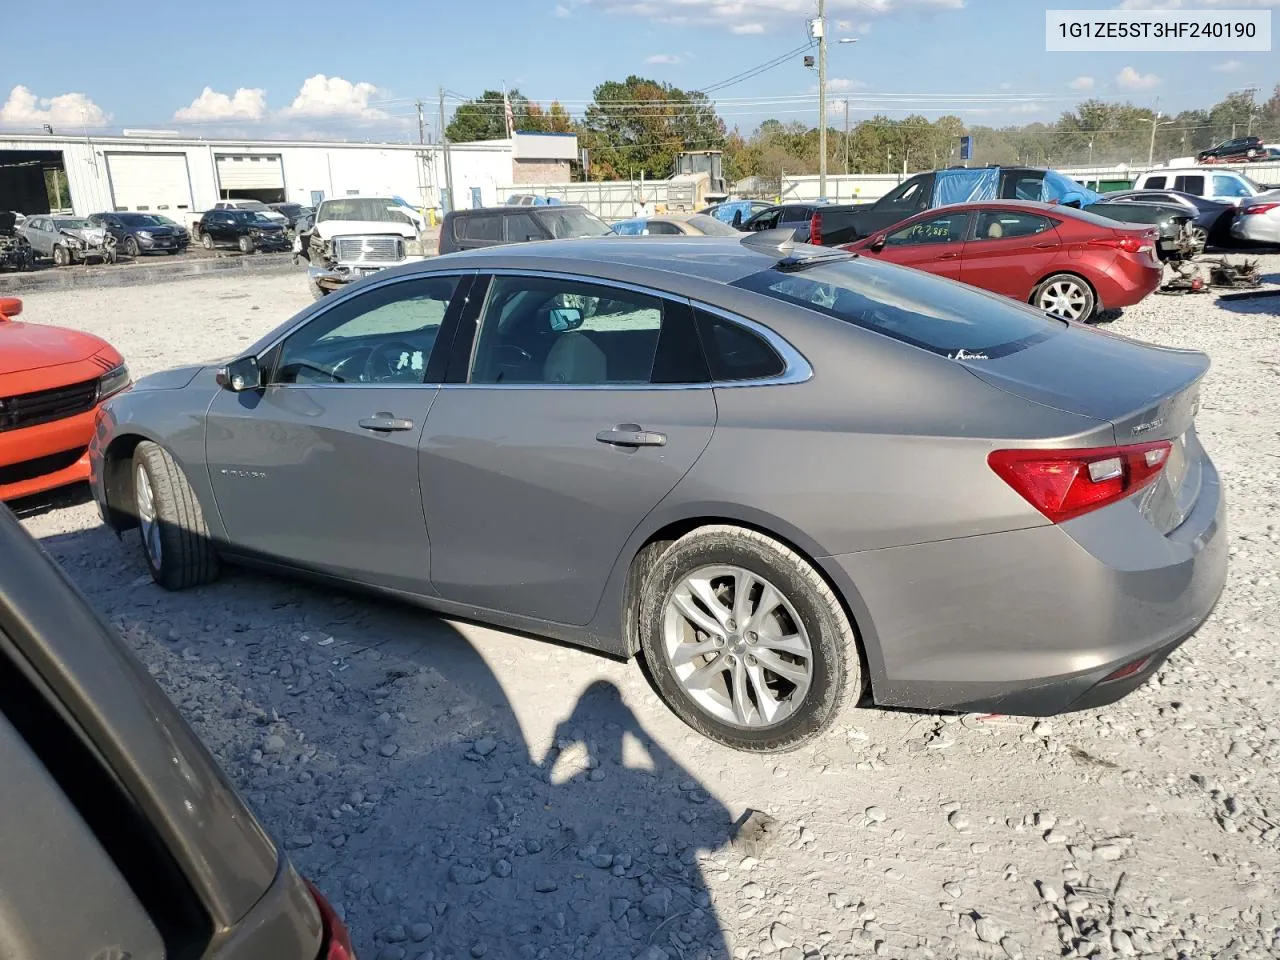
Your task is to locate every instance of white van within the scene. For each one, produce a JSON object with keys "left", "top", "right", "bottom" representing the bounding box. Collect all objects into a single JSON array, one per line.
[{"left": 1132, "top": 168, "right": 1268, "bottom": 205}]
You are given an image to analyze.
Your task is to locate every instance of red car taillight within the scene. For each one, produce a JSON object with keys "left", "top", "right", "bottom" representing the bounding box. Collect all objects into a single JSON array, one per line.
[
  {"left": 1088, "top": 236, "right": 1145, "bottom": 254},
  {"left": 1241, "top": 202, "right": 1280, "bottom": 215},
  {"left": 808, "top": 210, "right": 823, "bottom": 246},
  {"left": 988, "top": 441, "right": 1172, "bottom": 523},
  {"left": 304, "top": 879, "right": 358, "bottom": 960}
]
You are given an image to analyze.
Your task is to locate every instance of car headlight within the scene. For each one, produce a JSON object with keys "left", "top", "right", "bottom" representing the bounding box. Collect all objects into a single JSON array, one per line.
[
  {"left": 97, "top": 362, "right": 131, "bottom": 400},
  {"left": 136, "top": 230, "right": 153, "bottom": 239}
]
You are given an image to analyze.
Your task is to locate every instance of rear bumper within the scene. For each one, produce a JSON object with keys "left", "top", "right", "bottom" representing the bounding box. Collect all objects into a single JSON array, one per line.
[
  {"left": 0, "top": 406, "right": 98, "bottom": 501},
  {"left": 1094, "top": 257, "right": 1162, "bottom": 309},
  {"left": 1231, "top": 217, "right": 1280, "bottom": 245},
  {"left": 822, "top": 451, "right": 1227, "bottom": 716}
]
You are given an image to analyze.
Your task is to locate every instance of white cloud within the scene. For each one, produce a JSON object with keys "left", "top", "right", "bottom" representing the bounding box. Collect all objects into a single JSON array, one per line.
[
  {"left": 174, "top": 86, "right": 267, "bottom": 123},
  {"left": 826, "top": 77, "right": 870, "bottom": 93},
  {"left": 1212, "top": 59, "right": 1243, "bottom": 73},
  {"left": 644, "top": 53, "right": 682, "bottom": 64},
  {"left": 0, "top": 85, "right": 109, "bottom": 129},
  {"left": 585, "top": 0, "right": 963, "bottom": 33},
  {"left": 1116, "top": 66, "right": 1160, "bottom": 91},
  {"left": 1069, "top": 75, "right": 1095, "bottom": 92},
  {"left": 553, "top": 3, "right": 571, "bottom": 15},
  {"left": 280, "top": 74, "right": 388, "bottom": 120}
]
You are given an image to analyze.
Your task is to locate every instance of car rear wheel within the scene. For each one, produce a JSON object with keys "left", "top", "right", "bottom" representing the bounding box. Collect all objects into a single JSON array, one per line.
[
  {"left": 638, "top": 525, "right": 862, "bottom": 752},
  {"left": 238, "top": 236, "right": 254, "bottom": 254},
  {"left": 52, "top": 245, "right": 68, "bottom": 267},
  {"left": 1033, "top": 273, "right": 1095, "bottom": 322},
  {"left": 132, "top": 441, "right": 220, "bottom": 590},
  {"left": 201, "top": 233, "right": 214, "bottom": 250}
]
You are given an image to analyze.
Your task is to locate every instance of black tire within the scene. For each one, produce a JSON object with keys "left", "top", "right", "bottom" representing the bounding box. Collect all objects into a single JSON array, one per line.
[
  {"left": 124, "top": 236, "right": 140, "bottom": 258},
  {"left": 52, "top": 244, "right": 68, "bottom": 267},
  {"left": 201, "top": 233, "right": 214, "bottom": 250},
  {"left": 238, "top": 235, "right": 254, "bottom": 254},
  {"left": 131, "top": 441, "right": 220, "bottom": 590},
  {"left": 309, "top": 277, "right": 330, "bottom": 301},
  {"left": 637, "top": 525, "right": 862, "bottom": 752},
  {"left": 1031, "top": 272, "right": 1096, "bottom": 322}
]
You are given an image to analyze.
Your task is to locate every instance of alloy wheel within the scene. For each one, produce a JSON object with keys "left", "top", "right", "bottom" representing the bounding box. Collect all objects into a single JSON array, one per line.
[
  {"left": 662, "top": 565, "right": 813, "bottom": 728},
  {"left": 135, "top": 463, "right": 162, "bottom": 569},
  {"left": 1037, "top": 279, "right": 1090, "bottom": 321}
]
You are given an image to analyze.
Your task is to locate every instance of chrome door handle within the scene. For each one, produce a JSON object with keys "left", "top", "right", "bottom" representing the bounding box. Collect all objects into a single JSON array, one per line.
[
  {"left": 358, "top": 413, "right": 415, "bottom": 432},
  {"left": 936, "top": 252, "right": 959, "bottom": 260},
  {"left": 596, "top": 424, "right": 667, "bottom": 447},
  {"left": 1034, "top": 241, "right": 1058, "bottom": 248}
]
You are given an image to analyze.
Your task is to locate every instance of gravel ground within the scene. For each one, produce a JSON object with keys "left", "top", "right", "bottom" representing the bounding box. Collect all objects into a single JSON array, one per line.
[{"left": 12, "top": 259, "right": 1280, "bottom": 960}]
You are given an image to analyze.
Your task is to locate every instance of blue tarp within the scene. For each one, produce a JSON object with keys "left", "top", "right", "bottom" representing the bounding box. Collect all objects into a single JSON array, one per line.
[
  {"left": 930, "top": 168, "right": 1102, "bottom": 208},
  {"left": 705, "top": 200, "right": 758, "bottom": 225},
  {"left": 611, "top": 218, "right": 647, "bottom": 235}
]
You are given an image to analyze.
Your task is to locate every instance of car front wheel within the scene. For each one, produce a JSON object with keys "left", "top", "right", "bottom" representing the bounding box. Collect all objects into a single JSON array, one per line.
[
  {"left": 238, "top": 236, "right": 254, "bottom": 254},
  {"left": 52, "top": 244, "right": 69, "bottom": 266},
  {"left": 638, "top": 525, "right": 862, "bottom": 752},
  {"left": 201, "top": 233, "right": 214, "bottom": 250},
  {"left": 132, "top": 441, "right": 220, "bottom": 590},
  {"left": 1033, "top": 273, "right": 1096, "bottom": 322}
]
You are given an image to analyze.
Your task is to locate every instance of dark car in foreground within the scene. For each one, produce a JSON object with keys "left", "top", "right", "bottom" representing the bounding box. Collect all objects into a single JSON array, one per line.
[
  {"left": 0, "top": 505, "right": 355, "bottom": 959},
  {"left": 88, "top": 234, "right": 1226, "bottom": 752},
  {"left": 437, "top": 204, "right": 611, "bottom": 254},
  {"left": 843, "top": 201, "right": 1162, "bottom": 321},
  {"left": 1083, "top": 198, "right": 1197, "bottom": 260},
  {"left": 88, "top": 212, "right": 190, "bottom": 257},
  {"left": 196, "top": 209, "right": 289, "bottom": 253}
]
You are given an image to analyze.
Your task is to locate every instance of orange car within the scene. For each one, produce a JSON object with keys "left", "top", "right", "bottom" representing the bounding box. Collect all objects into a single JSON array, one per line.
[{"left": 0, "top": 296, "right": 129, "bottom": 501}]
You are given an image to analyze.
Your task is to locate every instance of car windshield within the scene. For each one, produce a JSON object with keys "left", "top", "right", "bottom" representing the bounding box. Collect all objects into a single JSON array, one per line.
[
  {"left": 733, "top": 258, "right": 1062, "bottom": 359},
  {"left": 317, "top": 199, "right": 414, "bottom": 224},
  {"left": 120, "top": 214, "right": 170, "bottom": 226},
  {"left": 687, "top": 214, "right": 741, "bottom": 236},
  {"left": 53, "top": 218, "right": 90, "bottom": 229},
  {"left": 236, "top": 200, "right": 270, "bottom": 211},
  {"left": 537, "top": 208, "right": 611, "bottom": 239}
]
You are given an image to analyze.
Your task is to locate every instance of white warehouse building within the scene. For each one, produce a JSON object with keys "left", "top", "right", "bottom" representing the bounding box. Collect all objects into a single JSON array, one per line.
[{"left": 0, "top": 131, "right": 577, "bottom": 223}]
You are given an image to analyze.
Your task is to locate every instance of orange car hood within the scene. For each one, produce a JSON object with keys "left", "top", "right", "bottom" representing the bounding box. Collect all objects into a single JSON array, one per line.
[{"left": 0, "top": 319, "right": 114, "bottom": 377}]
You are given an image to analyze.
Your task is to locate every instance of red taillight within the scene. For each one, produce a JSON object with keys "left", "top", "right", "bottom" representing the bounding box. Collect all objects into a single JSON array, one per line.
[
  {"left": 988, "top": 441, "right": 1172, "bottom": 523},
  {"left": 304, "top": 879, "right": 358, "bottom": 960},
  {"left": 1089, "top": 235, "right": 1144, "bottom": 254},
  {"left": 1101, "top": 656, "right": 1151, "bottom": 683},
  {"left": 1242, "top": 202, "right": 1280, "bottom": 215},
  {"left": 809, "top": 210, "right": 823, "bottom": 246}
]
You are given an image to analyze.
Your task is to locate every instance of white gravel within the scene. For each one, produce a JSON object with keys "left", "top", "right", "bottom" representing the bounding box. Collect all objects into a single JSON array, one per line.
[{"left": 13, "top": 259, "right": 1280, "bottom": 960}]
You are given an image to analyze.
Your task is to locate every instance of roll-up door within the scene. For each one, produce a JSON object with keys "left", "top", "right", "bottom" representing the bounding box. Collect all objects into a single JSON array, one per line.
[
  {"left": 105, "top": 153, "right": 193, "bottom": 213},
  {"left": 215, "top": 154, "right": 284, "bottom": 191}
]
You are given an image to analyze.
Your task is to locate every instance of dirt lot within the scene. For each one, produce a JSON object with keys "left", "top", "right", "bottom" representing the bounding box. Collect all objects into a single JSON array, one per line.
[{"left": 12, "top": 261, "right": 1280, "bottom": 960}]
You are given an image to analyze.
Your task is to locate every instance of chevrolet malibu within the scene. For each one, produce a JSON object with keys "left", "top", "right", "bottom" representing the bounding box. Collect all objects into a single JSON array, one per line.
[{"left": 89, "top": 235, "right": 1226, "bottom": 752}]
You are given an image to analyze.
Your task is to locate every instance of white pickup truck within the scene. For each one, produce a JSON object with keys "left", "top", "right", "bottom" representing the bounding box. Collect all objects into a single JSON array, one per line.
[{"left": 297, "top": 197, "right": 431, "bottom": 299}]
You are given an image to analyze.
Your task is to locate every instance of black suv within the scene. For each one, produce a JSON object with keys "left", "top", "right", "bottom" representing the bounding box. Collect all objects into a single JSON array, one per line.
[
  {"left": 438, "top": 204, "right": 611, "bottom": 254},
  {"left": 1196, "top": 136, "right": 1264, "bottom": 164},
  {"left": 195, "top": 209, "right": 289, "bottom": 253}
]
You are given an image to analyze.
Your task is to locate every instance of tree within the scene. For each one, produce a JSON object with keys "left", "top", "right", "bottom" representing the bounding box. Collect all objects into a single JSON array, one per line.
[{"left": 446, "top": 88, "right": 550, "bottom": 142}]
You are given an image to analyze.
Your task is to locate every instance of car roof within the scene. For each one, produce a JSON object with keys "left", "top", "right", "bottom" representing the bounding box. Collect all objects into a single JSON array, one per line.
[
  {"left": 1143, "top": 167, "right": 1235, "bottom": 176},
  {"left": 453, "top": 204, "right": 588, "bottom": 216}
]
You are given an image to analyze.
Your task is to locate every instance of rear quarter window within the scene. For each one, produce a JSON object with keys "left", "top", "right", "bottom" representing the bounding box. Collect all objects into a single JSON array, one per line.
[
  {"left": 458, "top": 215, "right": 502, "bottom": 242},
  {"left": 694, "top": 309, "right": 785, "bottom": 381},
  {"left": 732, "top": 259, "right": 1062, "bottom": 359}
]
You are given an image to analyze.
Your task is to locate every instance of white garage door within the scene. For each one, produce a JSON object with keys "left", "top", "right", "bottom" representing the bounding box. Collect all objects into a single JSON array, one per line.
[
  {"left": 106, "top": 153, "right": 193, "bottom": 213},
  {"left": 215, "top": 154, "right": 284, "bottom": 191}
]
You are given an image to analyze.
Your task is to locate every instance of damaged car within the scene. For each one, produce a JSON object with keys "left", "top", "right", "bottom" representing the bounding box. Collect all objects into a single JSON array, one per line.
[
  {"left": 20, "top": 216, "right": 117, "bottom": 266},
  {"left": 296, "top": 196, "right": 431, "bottom": 300},
  {"left": 0, "top": 212, "right": 34, "bottom": 272}
]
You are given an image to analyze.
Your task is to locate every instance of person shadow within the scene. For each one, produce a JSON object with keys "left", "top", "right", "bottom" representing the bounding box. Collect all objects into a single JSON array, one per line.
[{"left": 31, "top": 522, "right": 735, "bottom": 960}]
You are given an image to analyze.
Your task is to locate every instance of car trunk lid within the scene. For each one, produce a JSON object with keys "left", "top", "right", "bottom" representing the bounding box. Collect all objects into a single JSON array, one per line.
[{"left": 959, "top": 324, "right": 1209, "bottom": 533}]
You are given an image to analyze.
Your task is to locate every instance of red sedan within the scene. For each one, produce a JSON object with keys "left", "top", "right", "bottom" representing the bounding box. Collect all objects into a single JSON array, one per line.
[
  {"left": 842, "top": 200, "right": 1162, "bottom": 321},
  {"left": 1, "top": 296, "right": 129, "bottom": 501}
]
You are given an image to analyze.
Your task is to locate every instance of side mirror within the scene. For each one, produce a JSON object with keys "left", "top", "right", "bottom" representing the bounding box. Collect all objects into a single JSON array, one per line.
[
  {"left": 216, "top": 356, "right": 262, "bottom": 392},
  {"left": 868, "top": 234, "right": 887, "bottom": 253}
]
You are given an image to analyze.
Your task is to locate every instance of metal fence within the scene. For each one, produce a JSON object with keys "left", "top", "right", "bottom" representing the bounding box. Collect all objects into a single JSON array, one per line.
[{"left": 495, "top": 181, "right": 688, "bottom": 220}]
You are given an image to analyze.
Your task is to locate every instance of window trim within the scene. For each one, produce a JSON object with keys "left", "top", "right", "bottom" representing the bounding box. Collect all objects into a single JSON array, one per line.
[
  {"left": 251, "top": 270, "right": 478, "bottom": 389},
  {"left": 437, "top": 269, "right": 812, "bottom": 391}
]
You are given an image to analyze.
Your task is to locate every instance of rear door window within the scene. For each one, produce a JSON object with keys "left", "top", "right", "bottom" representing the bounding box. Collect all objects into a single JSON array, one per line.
[
  {"left": 646, "top": 220, "right": 683, "bottom": 235},
  {"left": 733, "top": 259, "right": 1061, "bottom": 359},
  {"left": 1173, "top": 175, "right": 1205, "bottom": 195},
  {"left": 1142, "top": 175, "right": 1167, "bottom": 189},
  {"left": 974, "top": 211, "right": 1053, "bottom": 240},
  {"left": 459, "top": 215, "right": 502, "bottom": 243}
]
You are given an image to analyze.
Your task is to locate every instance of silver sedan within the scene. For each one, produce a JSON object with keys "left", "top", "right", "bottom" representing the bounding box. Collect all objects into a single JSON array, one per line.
[
  {"left": 89, "top": 235, "right": 1226, "bottom": 751},
  {"left": 1230, "top": 191, "right": 1280, "bottom": 245}
]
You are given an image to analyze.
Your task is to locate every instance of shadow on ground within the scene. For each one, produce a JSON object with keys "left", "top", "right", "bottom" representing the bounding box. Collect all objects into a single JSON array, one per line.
[{"left": 37, "top": 524, "right": 734, "bottom": 960}]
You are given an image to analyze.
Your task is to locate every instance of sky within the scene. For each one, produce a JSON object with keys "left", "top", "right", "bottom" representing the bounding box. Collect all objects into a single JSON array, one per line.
[{"left": 1, "top": 0, "right": 1276, "bottom": 142}]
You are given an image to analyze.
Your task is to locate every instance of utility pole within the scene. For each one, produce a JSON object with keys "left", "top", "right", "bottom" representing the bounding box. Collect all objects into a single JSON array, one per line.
[
  {"left": 416, "top": 100, "right": 426, "bottom": 145},
  {"left": 843, "top": 99, "right": 850, "bottom": 175},
  {"left": 438, "top": 88, "right": 455, "bottom": 214},
  {"left": 816, "top": 0, "right": 828, "bottom": 200}
]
